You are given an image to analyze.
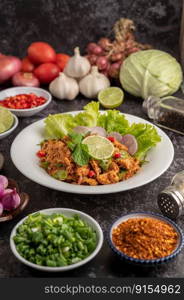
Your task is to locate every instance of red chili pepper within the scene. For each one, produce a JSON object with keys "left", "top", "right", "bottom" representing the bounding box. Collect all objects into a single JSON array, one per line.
[
  {"left": 0, "top": 93, "right": 46, "bottom": 109},
  {"left": 114, "top": 153, "right": 121, "bottom": 159},
  {"left": 36, "top": 150, "right": 46, "bottom": 158},
  {"left": 107, "top": 136, "right": 115, "bottom": 143},
  {"left": 88, "top": 170, "right": 95, "bottom": 178}
]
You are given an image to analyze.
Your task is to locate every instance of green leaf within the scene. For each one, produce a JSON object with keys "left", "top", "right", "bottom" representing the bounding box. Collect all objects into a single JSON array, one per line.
[
  {"left": 68, "top": 132, "right": 83, "bottom": 144},
  {"left": 72, "top": 144, "right": 90, "bottom": 166},
  {"left": 131, "top": 124, "right": 161, "bottom": 160},
  {"left": 53, "top": 170, "right": 68, "bottom": 180},
  {"left": 97, "top": 110, "right": 129, "bottom": 134},
  {"left": 44, "top": 114, "right": 76, "bottom": 138},
  {"left": 73, "top": 101, "right": 100, "bottom": 127}
]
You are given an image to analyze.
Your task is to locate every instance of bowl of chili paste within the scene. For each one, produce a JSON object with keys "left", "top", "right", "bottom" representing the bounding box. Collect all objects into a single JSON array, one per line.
[{"left": 108, "top": 212, "right": 184, "bottom": 264}]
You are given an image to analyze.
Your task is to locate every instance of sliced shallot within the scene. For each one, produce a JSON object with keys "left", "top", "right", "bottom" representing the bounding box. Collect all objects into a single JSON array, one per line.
[
  {"left": 121, "top": 134, "right": 138, "bottom": 155},
  {"left": 73, "top": 126, "right": 91, "bottom": 135},
  {"left": 89, "top": 126, "right": 107, "bottom": 137},
  {"left": 107, "top": 132, "right": 123, "bottom": 143}
]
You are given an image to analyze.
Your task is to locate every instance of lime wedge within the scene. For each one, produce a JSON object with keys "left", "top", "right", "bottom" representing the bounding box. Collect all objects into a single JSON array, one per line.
[
  {"left": 82, "top": 135, "right": 114, "bottom": 160},
  {"left": 0, "top": 107, "right": 14, "bottom": 133},
  {"left": 98, "top": 87, "right": 124, "bottom": 108}
]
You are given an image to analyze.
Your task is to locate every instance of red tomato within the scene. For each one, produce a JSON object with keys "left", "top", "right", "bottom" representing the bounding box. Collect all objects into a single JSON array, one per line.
[
  {"left": 28, "top": 42, "right": 56, "bottom": 64},
  {"left": 21, "top": 57, "right": 35, "bottom": 72},
  {"left": 34, "top": 63, "right": 60, "bottom": 84},
  {"left": 56, "top": 53, "right": 70, "bottom": 71}
]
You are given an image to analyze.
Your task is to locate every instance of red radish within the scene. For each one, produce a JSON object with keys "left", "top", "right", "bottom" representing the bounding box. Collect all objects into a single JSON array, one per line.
[
  {"left": 21, "top": 57, "right": 35, "bottom": 72},
  {"left": 12, "top": 72, "right": 40, "bottom": 87},
  {"left": 0, "top": 55, "right": 22, "bottom": 83}
]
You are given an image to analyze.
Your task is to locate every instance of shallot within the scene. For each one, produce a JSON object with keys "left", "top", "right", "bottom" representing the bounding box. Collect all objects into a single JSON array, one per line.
[
  {"left": 12, "top": 72, "right": 40, "bottom": 87},
  {"left": 0, "top": 202, "right": 3, "bottom": 216},
  {"left": 121, "top": 134, "right": 138, "bottom": 155},
  {"left": 1, "top": 188, "right": 21, "bottom": 211},
  {"left": 96, "top": 56, "right": 108, "bottom": 70},
  {"left": 107, "top": 132, "right": 123, "bottom": 143},
  {"left": 89, "top": 126, "right": 107, "bottom": 137},
  {"left": 0, "top": 183, "right": 4, "bottom": 198},
  {"left": 73, "top": 126, "right": 107, "bottom": 137},
  {"left": 0, "top": 175, "right": 8, "bottom": 189},
  {"left": 87, "top": 43, "right": 103, "bottom": 55},
  {"left": 73, "top": 126, "right": 91, "bottom": 135},
  {"left": 3, "top": 188, "right": 13, "bottom": 196},
  {"left": 0, "top": 55, "right": 22, "bottom": 83}
]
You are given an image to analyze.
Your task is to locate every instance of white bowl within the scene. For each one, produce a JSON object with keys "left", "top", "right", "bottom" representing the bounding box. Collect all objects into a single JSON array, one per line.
[
  {"left": 10, "top": 208, "right": 104, "bottom": 272},
  {"left": 0, "top": 114, "right": 18, "bottom": 140},
  {"left": 0, "top": 87, "right": 52, "bottom": 117}
]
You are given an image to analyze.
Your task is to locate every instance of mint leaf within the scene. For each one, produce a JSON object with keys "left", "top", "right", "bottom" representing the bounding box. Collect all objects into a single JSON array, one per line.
[
  {"left": 72, "top": 143, "right": 89, "bottom": 166},
  {"left": 68, "top": 132, "right": 83, "bottom": 144}
]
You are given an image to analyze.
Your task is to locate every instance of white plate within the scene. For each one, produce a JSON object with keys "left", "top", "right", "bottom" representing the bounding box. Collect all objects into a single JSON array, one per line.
[
  {"left": 10, "top": 112, "right": 174, "bottom": 194},
  {"left": 10, "top": 208, "right": 104, "bottom": 272}
]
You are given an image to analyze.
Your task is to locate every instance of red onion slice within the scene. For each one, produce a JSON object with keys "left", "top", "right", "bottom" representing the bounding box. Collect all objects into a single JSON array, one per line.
[
  {"left": 73, "top": 126, "right": 107, "bottom": 137},
  {"left": 90, "top": 127, "right": 107, "bottom": 137},
  {"left": 121, "top": 134, "right": 138, "bottom": 155},
  {"left": 73, "top": 126, "right": 91, "bottom": 135},
  {"left": 107, "top": 132, "right": 123, "bottom": 142}
]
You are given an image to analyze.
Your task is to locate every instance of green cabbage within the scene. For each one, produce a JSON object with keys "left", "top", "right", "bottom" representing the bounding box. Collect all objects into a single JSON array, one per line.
[{"left": 120, "top": 49, "right": 183, "bottom": 99}]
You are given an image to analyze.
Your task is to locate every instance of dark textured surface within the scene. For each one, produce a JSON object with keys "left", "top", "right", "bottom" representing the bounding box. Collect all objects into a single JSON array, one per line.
[{"left": 0, "top": 0, "right": 184, "bottom": 278}]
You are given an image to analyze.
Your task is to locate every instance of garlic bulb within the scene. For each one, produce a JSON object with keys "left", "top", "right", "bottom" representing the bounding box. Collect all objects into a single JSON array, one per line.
[
  {"left": 49, "top": 73, "right": 79, "bottom": 100},
  {"left": 64, "top": 47, "right": 91, "bottom": 79},
  {"left": 79, "top": 66, "right": 110, "bottom": 98}
]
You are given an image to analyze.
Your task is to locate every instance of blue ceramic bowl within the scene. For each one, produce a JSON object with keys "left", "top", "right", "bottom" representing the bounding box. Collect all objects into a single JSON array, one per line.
[{"left": 108, "top": 212, "right": 184, "bottom": 265}]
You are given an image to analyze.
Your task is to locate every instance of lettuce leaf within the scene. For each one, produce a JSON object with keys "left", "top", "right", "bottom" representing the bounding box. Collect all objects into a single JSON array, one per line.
[
  {"left": 73, "top": 101, "right": 99, "bottom": 127},
  {"left": 45, "top": 114, "right": 76, "bottom": 138},
  {"left": 97, "top": 110, "right": 129, "bottom": 134},
  {"left": 44, "top": 101, "right": 161, "bottom": 161},
  {"left": 126, "top": 123, "right": 161, "bottom": 160},
  {"left": 44, "top": 102, "right": 99, "bottom": 138}
]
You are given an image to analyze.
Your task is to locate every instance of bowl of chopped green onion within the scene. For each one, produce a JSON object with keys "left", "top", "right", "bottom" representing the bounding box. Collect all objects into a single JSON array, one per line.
[{"left": 10, "top": 208, "right": 103, "bottom": 272}]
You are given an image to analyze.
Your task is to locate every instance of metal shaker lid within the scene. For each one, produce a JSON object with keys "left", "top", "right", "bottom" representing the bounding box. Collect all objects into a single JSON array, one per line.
[{"left": 157, "top": 186, "right": 184, "bottom": 219}]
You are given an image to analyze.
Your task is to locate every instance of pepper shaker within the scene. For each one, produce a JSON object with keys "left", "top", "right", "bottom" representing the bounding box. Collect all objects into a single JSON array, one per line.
[
  {"left": 143, "top": 95, "right": 184, "bottom": 135},
  {"left": 157, "top": 171, "right": 184, "bottom": 219}
]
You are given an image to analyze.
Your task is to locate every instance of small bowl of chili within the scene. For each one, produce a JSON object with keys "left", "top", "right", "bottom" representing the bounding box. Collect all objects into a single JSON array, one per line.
[
  {"left": 108, "top": 212, "right": 184, "bottom": 265},
  {"left": 0, "top": 87, "right": 52, "bottom": 117}
]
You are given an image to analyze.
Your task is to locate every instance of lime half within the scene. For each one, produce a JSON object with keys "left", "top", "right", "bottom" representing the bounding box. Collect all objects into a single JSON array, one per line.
[
  {"left": 98, "top": 87, "right": 124, "bottom": 108},
  {"left": 0, "top": 107, "right": 14, "bottom": 133},
  {"left": 82, "top": 135, "right": 114, "bottom": 160}
]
